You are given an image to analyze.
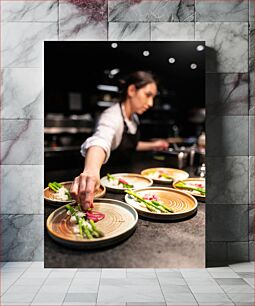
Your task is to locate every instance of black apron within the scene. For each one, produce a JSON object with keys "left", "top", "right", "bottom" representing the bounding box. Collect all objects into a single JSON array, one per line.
[{"left": 101, "top": 103, "right": 140, "bottom": 174}]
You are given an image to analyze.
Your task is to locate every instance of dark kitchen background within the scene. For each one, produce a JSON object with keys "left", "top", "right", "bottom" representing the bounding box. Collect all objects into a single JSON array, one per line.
[{"left": 44, "top": 41, "right": 205, "bottom": 185}]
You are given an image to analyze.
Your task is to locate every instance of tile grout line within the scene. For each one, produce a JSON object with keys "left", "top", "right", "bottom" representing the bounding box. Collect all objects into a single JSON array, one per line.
[
  {"left": 29, "top": 267, "right": 54, "bottom": 305},
  {"left": 61, "top": 268, "right": 78, "bottom": 305},
  {"left": 154, "top": 268, "right": 167, "bottom": 306},
  {"left": 95, "top": 268, "right": 103, "bottom": 305},
  {"left": 179, "top": 269, "right": 200, "bottom": 305},
  {"left": 1, "top": 262, "right": 33, "bottom": 296}
]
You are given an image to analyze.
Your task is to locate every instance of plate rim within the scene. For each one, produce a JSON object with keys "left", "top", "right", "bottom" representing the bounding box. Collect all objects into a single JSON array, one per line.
[
  {"left": 46, "top": 198, "right": 138, "bottom": 244},
  {"left": 124, "top": 186, "right": 198, "bottom": 217},
  {"left": 100, "top": 173, "right": 153, "bottom": 192},
  {"left": 172, "top": 177, "right": 206, "bottom": 198},
  {"left": 44, "top": 181, "right": 106, "bottom": 203},
  {"left": 140, "top": 167, "right": 189, "bottom": 183}
]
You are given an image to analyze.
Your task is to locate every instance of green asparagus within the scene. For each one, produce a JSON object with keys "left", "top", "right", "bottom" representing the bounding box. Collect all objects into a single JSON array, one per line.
[
  {"left": 48, "top": 181, "right": 72, "bottom": 200},
  {"left": 125, "top": 190, "right": 174, "bottom": 213},
  {"left": 65, "top": 204, "right": 104, "bottom": 239},
  {"left": 175, "top": 181, "right": 206, "bottom": 195}
]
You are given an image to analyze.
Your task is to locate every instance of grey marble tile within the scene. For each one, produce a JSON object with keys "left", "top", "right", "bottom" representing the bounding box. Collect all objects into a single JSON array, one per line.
[
  {"left": 195, "top": 22, "right": 248, "bottom": 73},
  {"left": 249, "top": 116, "right": 254, "bottom": 155},
  {"left": 206, "top": 204, "right": 249, "bottom": 241},
  {"left": 195, "top": 0, "right": 248, "bottom": 22},
  {"left": 227, "top": 242, "right": 249, "bottom": 262},
  {"left": 206, "top": 156, "right": 249, "bottom": 204},
  {"left": 249, "top": 156, "right": 254, "bottom": 204},
  {"left": 108, "top": 0, "right": 195, "bottom": 22},
  {"left": 1, "top": 119, "right": 43, "bottom": 165},
  {"left": 1, "top": 68, "right": 43, "bottom": 119},
  {"left": 249, "top": 204, "right": 254, "bottom": 241},
  {"left": 248, "top": 24, "right": 254, "bottom": 114},
  {"left": 151, "top": 22, "right": 195, "bottom": 40},
  {"left": 206, "top": 116, "right": 248, "bottom": 156},
  {"left": 2, "top": 22, "right": 58, "bottom": 68},
  {"left": 250, "top": 0, "right": 254, "bottom": 21},
  {"left": 2, "top": 0, "right": 58, "bottom": 22},
  {"left": 1, "top": 215, "right": 43, "bottom": 261},
  {"left": 109, "top": 22, "right": 150, "bottom": 40},
  {"left": 1, "top": 165, "right": 43, "bottom": 214},
  {"left": 206, "top": 73, "right": 248, "bottom": 116},
  {"left": 206, "top": 242, "right": 227, "bottom": 266},
  {"left": 59, "top": 1, "right": 107, "bottom": 40},
  {"left": 249, "top": 241, "right": 254, "bottom": 261}
]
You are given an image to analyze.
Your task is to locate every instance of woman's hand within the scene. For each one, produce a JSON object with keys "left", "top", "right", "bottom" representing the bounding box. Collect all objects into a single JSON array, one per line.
[
  {"left": 70, "top": 170, "right": 100, "bottom": 211},
  {"left": 150, "top": 139, "right": 169, "bottom": 151}
]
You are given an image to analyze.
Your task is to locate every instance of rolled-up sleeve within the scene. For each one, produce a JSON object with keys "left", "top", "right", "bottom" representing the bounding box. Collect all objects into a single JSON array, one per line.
[{"left": 80, "top": 105, "right": 123, "bottom": 163}]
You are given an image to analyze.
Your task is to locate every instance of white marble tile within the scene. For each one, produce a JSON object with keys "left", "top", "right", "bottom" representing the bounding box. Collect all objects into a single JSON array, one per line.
[
  {"left": 1, "top": 165, "right": 43, "bottom": 214},
  {"left": 151, "top": 22, "right": 194, "bottom": 40},
  {"left": 1, "top": 119, "right": 43, "bottom": 165},
  {"left": 206, "top": 73, "right": 248, "bottom": 115},
  {"left": 192, "top": 293, "right": 234, "bottom": 305},
  {"left": 2, "top": 0, "right": 58, "bottom": 22},
  {"left": 249, "top": 157, "right": 254, "bottom": 204},
  {"left": 249, "top": 115, "right": 254, "bottom": 155},
  {"left": 108, "top": 0, "right": 195, "bottom": 22},
  {"left": 1, "top": 68, "right": 43, "bottom": 119},
  {"left": 163, "top": 293, "right": 198, "bottom": 305},
  {"left": 1, "top": 215, "right": 43, "bottom": 261},
  {"left": 195, "top": 22, "right": 248, "bottom": 73},
  {"left": 59, "top": 1, "right": 107, "bottom": 40},
  {"left": 101, "top": 268, "right": 126, "bottom": 278},
  {"left": 109, "top": 22, "right": 150, "bottom": 40},
  {"left": 227, "top": 292, "right": 254, "bottom": 305},
  {"left": 1, "top": 22, "right": 58, "bottom": 68},
  {"left": 196, "top": 0, "right": 248, "bottom": 22}
]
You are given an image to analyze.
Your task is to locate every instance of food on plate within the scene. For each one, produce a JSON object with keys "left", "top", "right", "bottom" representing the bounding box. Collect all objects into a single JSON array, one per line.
[
  {"left": 175, "top": 181, "right": 206, "bottom": 196},
  {"left": 48, "top": 181, "right": 72, "bottom": 201},
  {"left": 145, "top": 170, "right": 174, "bottom": 181},
  {"left": 107, "top": 173, "right": 134, "bottom": 188},
  {"left": 65, "top": 204, "right": 104, "bottom": 239},
  {"left": 125, "top": 190, "right": 174, "bottom": 213}
]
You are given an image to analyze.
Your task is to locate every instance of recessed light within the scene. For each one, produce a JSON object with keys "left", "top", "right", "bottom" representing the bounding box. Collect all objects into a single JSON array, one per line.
[
  {"left": 168, "top": 57, "right": 175, "bottom": 64},
  {"left": 190, "top": 63, "right": 197, "bottom": 70},
  {"left": 143, "top": 50, "right": 150, "bottom": 56},
  {"left": 111, "top": 43, "right": 118, "bottom": 48},
  {"left": 196, "top": 45, "right": 204, "bottom": 51}
]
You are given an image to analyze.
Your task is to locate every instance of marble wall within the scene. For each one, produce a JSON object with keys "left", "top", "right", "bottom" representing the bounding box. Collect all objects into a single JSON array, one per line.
[{"left": 0, "top": 0, "right": 254, "bottom": 265}]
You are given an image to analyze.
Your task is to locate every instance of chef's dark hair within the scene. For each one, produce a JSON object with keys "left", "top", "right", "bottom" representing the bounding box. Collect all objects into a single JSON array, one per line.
[{"left": 119, "top": 71, "right": 157, "bottom": 101}]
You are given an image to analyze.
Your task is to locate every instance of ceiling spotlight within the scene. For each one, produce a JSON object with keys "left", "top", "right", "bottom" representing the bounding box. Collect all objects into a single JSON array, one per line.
[
  {"left": 168, "top": 57, "right": 175, "bottom": 64},
  {"left": 111, "top": 43, "right": 118, "bottom": 48},
  {"left": 143, "top": 50, "right": 150, "bottom": 57},
  {"left": 196, "top": 45, "right": 204, "bottom": 51},
  {"left": 190, "top": 63, "right": 197, "bottom": 70}
]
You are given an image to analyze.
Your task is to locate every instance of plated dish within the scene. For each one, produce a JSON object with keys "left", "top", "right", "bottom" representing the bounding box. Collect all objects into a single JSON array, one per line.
[
  {"left": 173, "top": 178, "right": 205, "bottom": 200},
  {"left": 101, "top": 173, "right": 153, "bottom": 193},
  {"left": 141, "top": 168, "right": 189, "bottom": 184},
  {"left": 125, "top": 187, "right": 197, "bottom": 220},
  {"left": 44, "top": 181, "right": 106, "bottom": 206},
  {"left": 46, "top": 198, "right": 138, "bottom": 249}
]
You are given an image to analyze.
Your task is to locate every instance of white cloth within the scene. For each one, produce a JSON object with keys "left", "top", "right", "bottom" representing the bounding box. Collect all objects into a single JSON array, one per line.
[{"left": 80, "top": 103, "right": 139, "bottom": 163}]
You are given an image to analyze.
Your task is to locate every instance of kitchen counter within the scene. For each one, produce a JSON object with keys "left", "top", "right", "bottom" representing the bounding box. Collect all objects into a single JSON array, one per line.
[{"left": 44, "top": 152, "right": 205, "bottom": 268}]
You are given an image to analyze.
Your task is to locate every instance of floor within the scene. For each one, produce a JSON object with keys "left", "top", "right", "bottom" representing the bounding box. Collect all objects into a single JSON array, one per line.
[{"left": 0, "top": 262, "right": 254, "bottom": 305}]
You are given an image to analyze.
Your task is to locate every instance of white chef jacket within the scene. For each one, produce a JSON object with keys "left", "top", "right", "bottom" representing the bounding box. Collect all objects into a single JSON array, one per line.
[{"left": 80, "top": 103, "right": 139, "bottom": 163}]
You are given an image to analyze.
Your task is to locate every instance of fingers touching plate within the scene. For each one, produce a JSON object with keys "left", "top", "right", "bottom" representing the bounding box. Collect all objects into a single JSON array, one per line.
[
  {"left": 47, "top": 198, "right": 138, "bottom": 249},
  {"left": 44, "top": 181, "right": 106, "bottom": 206}
]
